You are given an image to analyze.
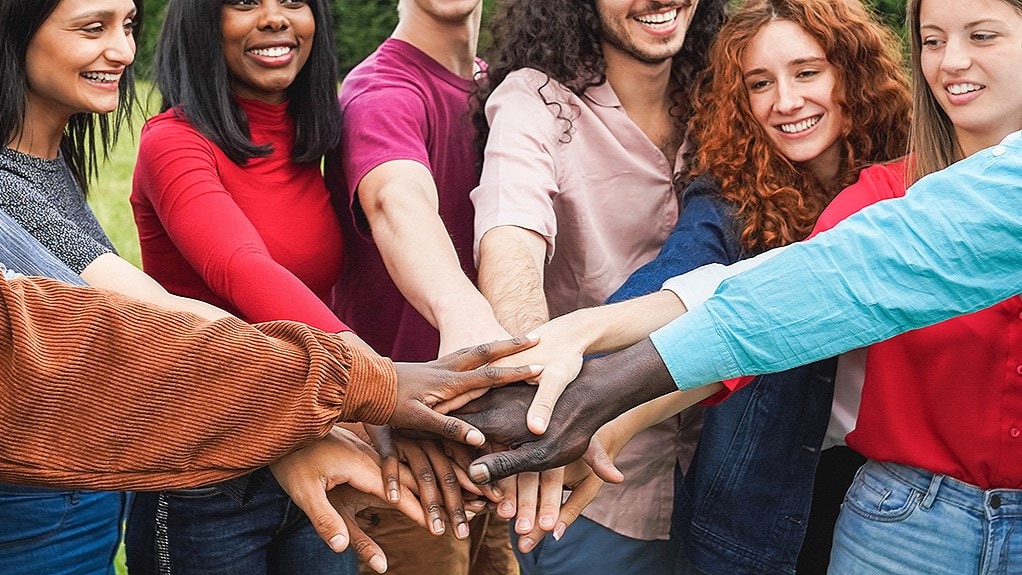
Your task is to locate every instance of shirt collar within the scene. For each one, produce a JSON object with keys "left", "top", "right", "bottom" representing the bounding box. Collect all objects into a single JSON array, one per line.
[{"left": 584, "top": 81, "right": 623, "bottom": 109}]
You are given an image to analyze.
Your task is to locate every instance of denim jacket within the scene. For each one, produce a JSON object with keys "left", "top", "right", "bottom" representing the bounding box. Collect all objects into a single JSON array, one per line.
[{"left": 608, "top": 177, "right": 836, "bottom": 575}]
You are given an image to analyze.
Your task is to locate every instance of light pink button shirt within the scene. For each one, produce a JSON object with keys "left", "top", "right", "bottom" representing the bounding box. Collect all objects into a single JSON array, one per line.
[{"left": 472, "top": 68, "right": 701, "bottom": 540}]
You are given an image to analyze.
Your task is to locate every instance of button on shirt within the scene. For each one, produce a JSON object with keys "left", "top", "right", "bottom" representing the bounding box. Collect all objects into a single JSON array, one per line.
[
  {"left": 472, "top": 68, "right": 686, "bottom": 540},
  {"left": 651, "top": 130, "right": 1022, "bottom": 471},
  {"left": 809, "top": 158, "right": 1022, "bottom": 489}
]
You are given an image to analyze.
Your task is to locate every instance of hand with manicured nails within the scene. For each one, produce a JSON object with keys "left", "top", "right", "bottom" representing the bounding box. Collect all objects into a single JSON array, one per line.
[{"left": 389, "top": 335, "right": 543, "bottom": 446}]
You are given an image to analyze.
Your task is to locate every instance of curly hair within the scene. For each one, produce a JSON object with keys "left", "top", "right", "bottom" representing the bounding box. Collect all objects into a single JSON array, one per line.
[
  {"left": 474, "top": 0, "right": 727, "bottom": 154},
  {"left": 691, "top": 0, "right": 911, "bottom": 252}
]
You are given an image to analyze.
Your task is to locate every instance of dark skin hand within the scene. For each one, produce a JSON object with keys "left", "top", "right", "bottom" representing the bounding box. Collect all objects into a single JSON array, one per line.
[
  {"left": 388, "top": 335, "right": 542, "bottom": 446},
  {"left": 456, "top": 338, "right": 680, "bottom": 483}
]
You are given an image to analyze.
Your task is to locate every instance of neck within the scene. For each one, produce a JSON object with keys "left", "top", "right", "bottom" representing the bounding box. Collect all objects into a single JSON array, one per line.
[
  {"left": 8, "top": 98, "right": 70, "bottom": 159},
  {"left": 956, "top": 127, "right": 1015, "bottom": 159},
  {"left": 603, "top": 46, "right": 679, "bottom": 163},
  {"left": 392, "top": 5, "right": 481, "bottom": 78},
  {"left": 805, "top": 144, "right": 843, "bottom": 192}
]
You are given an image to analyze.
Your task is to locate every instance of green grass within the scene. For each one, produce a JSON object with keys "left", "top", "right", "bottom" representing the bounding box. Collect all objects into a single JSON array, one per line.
[{"left": 88, "top": 87, "right": 161, "bottom": 268}]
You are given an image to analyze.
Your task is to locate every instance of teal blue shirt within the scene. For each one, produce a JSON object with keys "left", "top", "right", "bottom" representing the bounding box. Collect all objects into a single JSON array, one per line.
[{"left": 652, "top": 131, "right": 1022, "bottom": 390}]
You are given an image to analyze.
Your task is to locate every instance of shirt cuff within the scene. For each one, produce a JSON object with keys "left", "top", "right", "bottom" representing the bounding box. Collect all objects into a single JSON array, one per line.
[
  {"left": 661, "top": 246, "right": 791, "bottom": 309},
  {"left": 649, "top": 306, "right": 742, "bottom": 391},
  {"left": 340, "top": 350, "right": 398, "bottom": 425}
]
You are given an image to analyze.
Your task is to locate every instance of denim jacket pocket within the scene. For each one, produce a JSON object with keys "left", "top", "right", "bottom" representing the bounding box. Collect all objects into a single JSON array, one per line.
[{"left": 842, "top": 464, "right": 922, "bottom": 522}]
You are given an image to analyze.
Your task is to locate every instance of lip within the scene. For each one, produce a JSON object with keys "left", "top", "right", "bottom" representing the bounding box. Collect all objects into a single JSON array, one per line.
[
  {"left": 942, "top": 80, "right": 985, "bottom": 106},
  {"left": 632, "top": 6, "right": 681, "bottom": 37},
  {"left": 774, "top": 114, "right": 823, "bottom": 138},
  {"left": 80, "top": 70, "right": 124, "bottom": 92},
  {"left": 245, "top": 41, "right": 298, "bottom": 67}
]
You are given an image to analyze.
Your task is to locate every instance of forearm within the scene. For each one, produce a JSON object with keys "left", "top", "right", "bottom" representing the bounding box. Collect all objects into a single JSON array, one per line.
[
  {"left": 477, "top": 226, "right": 550, "bottom": 334},
  {"left": 363, "top": 165, "right": 508, "bottom": 348},
  {"left": 653, "top": 139, "right": 1022, "bottom": 389},
  {"left": 0, "top": 274, "right": 396, "bottom": 490}
]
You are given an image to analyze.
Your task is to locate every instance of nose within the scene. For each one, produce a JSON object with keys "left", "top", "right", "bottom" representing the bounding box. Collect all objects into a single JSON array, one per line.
[
  {"left": 940, "top": 35, "right": 972, "bottom": 73},
  {"left": 773, "top": 79, "right": 804, "bottom": 115},
  {"left": 105, "top": 27, "right": 136, "bottom": 67},
  {"left": 258, "top": 1, "right": 291, "bottom": 32}
]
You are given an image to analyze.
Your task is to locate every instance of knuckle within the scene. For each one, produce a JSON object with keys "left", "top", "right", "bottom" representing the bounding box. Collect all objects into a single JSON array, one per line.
[
  {"left": 482, "top": 365, "right": 501, "bottom": 380},
  {"left": 441, "top": 472, "right": 460, "bottom": 489}
]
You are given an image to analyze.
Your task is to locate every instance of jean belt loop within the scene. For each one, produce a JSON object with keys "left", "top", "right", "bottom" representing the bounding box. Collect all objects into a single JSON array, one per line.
[{"left": 920, "top": 473, "right": 944, "bottom": 510}]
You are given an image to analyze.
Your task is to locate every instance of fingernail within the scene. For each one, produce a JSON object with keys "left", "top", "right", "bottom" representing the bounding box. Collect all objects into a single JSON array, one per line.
[
  {"left": 432, "top": 518, "right": 445, "bottom": 534},
  {"left": 457, "top": 523, "right": 470, "bottom": 539},
  {"left": 491, "top": 485, "right": 504, "bottom": 499},
  {"left": 369, "top": 554, "right": 387, "bottom": 573},
  {"left": 529, "top": 416, "right": 547, "bottom": 433},
  {"left": 499, "top": 500, "right": 515, "bottom": 517},
  {"left": 519, "top": 536, "right": 535, "bottom": 553},
  {"left": 466, "top": 430, "right": 485, "bottom": 446},
  {"left": 553, "top": 522, "right": 566, "bottom": 541},
  {"left": 529, "top": 364, "right": 543, "bottom": 373},
  {"left": 328, "top": 534, "right": 348, "bottom": 553},
  {"left": 388, "top": 488, "right": 399, "bottom": 503},
  {"left": 539, "top": 515, "right": 555, "bottom": 530},
  {"left": 524, "top": 331, "right": 539, "bottom": 341},
  {"left": 516, "top": 517, "right": 533, "bottom": 533},
  {"left": 469, "top": 463, "right": 490, "bottom": 484}
]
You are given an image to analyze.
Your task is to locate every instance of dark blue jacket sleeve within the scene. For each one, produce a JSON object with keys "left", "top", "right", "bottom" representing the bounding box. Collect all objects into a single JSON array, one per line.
[{"left": 607, "top": 178, "right": 742, "bottom": 303}]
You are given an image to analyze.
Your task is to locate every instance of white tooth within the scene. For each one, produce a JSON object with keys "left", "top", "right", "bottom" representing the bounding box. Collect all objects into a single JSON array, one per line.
[
  {"left": 250, "top": 46, "right": 292, "bottom": 57},
  {"left": 636, "top": 9, "right": 678, "bottom": 25}
]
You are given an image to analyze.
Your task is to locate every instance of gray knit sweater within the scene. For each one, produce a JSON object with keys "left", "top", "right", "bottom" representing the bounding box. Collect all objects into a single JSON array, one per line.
[{"left": 0, "top": 147, "right": 115, "bottom": 274}]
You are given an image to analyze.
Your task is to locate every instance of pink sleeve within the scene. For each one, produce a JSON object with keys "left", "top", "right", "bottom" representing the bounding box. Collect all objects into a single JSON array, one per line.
[
  {"left": 338, "top": 87, "right": 431, "bottom": 237},
  {"left": 133, "top": 118, "right": 350, "bottom": 332},
  {"left": 470, "top": 70, "right": 564, "bottom": 262}
]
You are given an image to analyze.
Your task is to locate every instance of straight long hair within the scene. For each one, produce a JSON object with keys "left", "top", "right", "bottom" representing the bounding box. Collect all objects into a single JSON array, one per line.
[
  {"left": 0, "top": 0, "right": 143, "bottom": 194},
  {"left": 154, "top": 0, "right": 340, "bottom": 165},
  {"left": 906, "top": 0, "right": 1022, "bottom": 183}
]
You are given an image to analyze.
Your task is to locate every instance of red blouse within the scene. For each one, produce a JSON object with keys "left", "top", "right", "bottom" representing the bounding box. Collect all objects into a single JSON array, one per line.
[{"left": 811, "top": 159, "right": 1022, "bottom": 489}]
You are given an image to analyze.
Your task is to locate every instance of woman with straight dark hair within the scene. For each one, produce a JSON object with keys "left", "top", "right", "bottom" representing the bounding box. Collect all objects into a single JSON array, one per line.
[
  {"left": 125, "top": 0, "right": 363, "bottom": 573},
  {"left": 0, "top": 1, "right": 233, "bottom": 574}
]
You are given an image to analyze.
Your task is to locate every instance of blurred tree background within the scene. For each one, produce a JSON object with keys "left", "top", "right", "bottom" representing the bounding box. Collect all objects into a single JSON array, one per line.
[{"left": 135, "top": 1, "right": 907, "bottom": 80}]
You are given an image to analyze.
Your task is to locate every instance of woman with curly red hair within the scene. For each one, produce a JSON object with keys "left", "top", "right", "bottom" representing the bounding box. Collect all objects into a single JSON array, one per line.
[{"left": 595, "top": 0, "right": 911, "bottom": 573}]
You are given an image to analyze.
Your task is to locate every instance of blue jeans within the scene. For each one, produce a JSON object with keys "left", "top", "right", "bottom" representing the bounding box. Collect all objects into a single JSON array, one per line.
[
  {"left": 512, "top": 514, "right": 679, "bottom": 575},
  {"left": 126, "top": 479, "right": 358, "bottom": 575},
  {"left": 0, "top": 485, "right": 127, "bottom": 575},
  {"left": 830, "top": 460, "right": 1022, "bottom": 574},
  {"left": 678, "top": 358, "right": 837, "bottom": 575}
]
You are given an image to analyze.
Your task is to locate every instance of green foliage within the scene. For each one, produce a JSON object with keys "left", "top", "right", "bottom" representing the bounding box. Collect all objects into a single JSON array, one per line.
[{"left": 334, "top": 0, "right": 399, "bottom": 76}]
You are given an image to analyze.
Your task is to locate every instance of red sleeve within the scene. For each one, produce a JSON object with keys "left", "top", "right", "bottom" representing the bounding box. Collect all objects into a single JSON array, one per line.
[{"left": 133, "top": 116, "right": 350, "bottom": 332}]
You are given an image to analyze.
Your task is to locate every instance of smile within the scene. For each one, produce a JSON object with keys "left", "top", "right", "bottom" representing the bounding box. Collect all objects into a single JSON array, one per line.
[
  {"left": 248, "top": 46, "right": 293, "bottom": 58},
  {"left": 779, "top": 116, "right": 820, "bottom": 134},
  {"left": 634, "top": 8, "right": 678, "bottom": 26},
  {"left": 81, "top": 72, "right": 120, "bottom": 83},
  {"left": 946, "top": 82, "right": 983, "bottom": 95}
]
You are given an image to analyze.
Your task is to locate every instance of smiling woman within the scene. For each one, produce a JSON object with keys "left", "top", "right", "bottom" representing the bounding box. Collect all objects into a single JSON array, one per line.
[{"left": 123, "top": 1, "right": 365, "bottom": 574}]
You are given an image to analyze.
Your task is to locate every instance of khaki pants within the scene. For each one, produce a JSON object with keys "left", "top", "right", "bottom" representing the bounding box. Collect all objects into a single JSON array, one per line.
[{"left": 356, "top": 507, "right": 517, "bottom": 575}]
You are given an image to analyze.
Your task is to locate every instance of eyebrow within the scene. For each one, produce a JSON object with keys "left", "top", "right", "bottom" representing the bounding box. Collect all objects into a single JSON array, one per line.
[
  {"left": 68, "top": 9, "right": 137, "bottom": 21},
  {"left": 920, "top": 18, "right": 1006, "bottom": 32},
  {"left": 743, "top": 56, "right": 826, "bottom": 79}
]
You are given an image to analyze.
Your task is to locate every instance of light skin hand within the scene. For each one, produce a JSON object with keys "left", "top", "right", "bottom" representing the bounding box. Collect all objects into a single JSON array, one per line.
[
  {"left": 389, "top": 335, "right": 543, "bottom": 446},
  {"left": 269, "top": 427, "right": 426, "bottom": 574}
]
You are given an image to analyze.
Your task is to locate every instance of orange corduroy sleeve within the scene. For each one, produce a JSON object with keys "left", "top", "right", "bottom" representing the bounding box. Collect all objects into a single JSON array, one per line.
[{"left": 0, "top": 274, "right": 396, "bottom": 491}]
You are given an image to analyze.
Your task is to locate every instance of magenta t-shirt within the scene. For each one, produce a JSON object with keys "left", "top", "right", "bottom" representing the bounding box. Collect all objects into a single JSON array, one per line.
[{"left": 325, "top": 38, "right": 481, "bottom": 361}]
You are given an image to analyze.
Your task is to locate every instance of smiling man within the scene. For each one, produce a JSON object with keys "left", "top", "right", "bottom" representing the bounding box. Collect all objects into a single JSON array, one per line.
[{"left": 470, "top": 1, "right": 726, "bottom": 572}]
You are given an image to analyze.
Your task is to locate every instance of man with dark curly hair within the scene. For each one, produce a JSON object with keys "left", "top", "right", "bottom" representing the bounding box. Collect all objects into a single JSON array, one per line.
[{"left": 470, "top": 1, "right": 727, "bottom": 573}]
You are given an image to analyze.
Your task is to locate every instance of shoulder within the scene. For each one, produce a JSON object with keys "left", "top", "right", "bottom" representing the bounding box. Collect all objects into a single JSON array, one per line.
[
  {"left": 812, "top": 159, "right": 909, "bottom": 236},
  {"left": 137, "top": 109, "right": 216, "bottom": 156}
]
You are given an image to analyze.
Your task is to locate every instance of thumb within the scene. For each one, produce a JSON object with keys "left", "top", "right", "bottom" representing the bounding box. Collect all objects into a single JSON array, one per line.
[
  {"left": 583, "top": 440, "right": 624, "bottom": 484},
  {"left": 292, "top": 488, "right": 352, "bottom": 553}
]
